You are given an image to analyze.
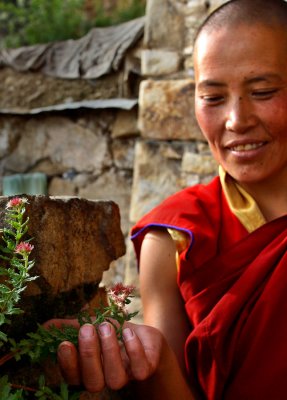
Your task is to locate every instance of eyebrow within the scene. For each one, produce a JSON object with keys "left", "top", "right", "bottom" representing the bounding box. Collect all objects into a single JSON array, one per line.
[
  {"left": 197, "top": 74, "right": 282, "bottom": 89},
  {"left": 197, "top": 80, "right": 226, "bottom": 89},
  {"left": 244, "top": 74, "right": 282, "bottom": 84}
]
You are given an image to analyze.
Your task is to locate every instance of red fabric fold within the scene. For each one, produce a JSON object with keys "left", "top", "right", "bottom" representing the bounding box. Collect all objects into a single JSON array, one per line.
[
  {"left": 184, "top": 216, "right": 287, "bottom": 399},
  {"left": 131, "top": 177, "right": 287, "bottom": 399}
]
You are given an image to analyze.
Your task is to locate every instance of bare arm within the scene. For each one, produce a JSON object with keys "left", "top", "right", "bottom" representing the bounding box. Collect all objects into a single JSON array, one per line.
[
  {"left": 133, "top": 229, "right": 195, "bottom": 399},
  {"left": 140, "top": 229, "right": 191, "bottom": 370}
]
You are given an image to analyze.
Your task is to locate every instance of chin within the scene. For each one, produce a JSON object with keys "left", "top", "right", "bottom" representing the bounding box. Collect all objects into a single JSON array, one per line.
[{"left": 227, "top": 169, "right": 265, "bottom": 185}]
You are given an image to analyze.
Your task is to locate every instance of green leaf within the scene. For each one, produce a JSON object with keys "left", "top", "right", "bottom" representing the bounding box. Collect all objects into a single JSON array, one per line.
[
  {"left": 0, "top": 330, "right": 8, "bottom": 342},
  {"left": 0, "top": 284, "right": 11, "bottom": 294}
]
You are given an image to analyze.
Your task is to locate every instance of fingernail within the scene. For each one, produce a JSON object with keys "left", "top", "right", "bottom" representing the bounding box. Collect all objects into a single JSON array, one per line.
[
  {"left": 98, "top": 322, "right": 111, "bottom": 337},
  {"left": 80, "top": 324, "right": 95, "bottom": 338},
  {"left": 123, "top": 328, "right": 134, "bottom": 341},
  {"left": 59, "top": 344, "right": 72, "bottom": 357}
]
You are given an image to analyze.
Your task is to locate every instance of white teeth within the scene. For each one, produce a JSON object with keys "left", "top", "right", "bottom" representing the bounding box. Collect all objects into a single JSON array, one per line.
[{"left": 231, "top": 143, "right": 263, "bottom": 151}]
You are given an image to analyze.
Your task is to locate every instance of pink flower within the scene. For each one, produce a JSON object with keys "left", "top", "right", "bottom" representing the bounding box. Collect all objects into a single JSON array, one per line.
[
  {"left": 108, "top": 283, "right": 135, "bottom": 297},
  {"left": 107, "top": 283, "right": 135, "bottom": 313},
  {"left": 15, "top": 242, "right": 34, "bottom": 255},
  {"left": 6, "top": 197, "right": 28, "bottom": 209}
]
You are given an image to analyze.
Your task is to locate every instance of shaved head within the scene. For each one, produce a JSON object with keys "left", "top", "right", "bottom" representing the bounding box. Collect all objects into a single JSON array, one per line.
[{"left": 194, "top": 0, "right": 287, "bottom": 46}]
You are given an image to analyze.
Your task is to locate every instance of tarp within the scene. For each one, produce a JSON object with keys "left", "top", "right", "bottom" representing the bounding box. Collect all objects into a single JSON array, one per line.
[{"left": 0, "top": 17, "right": 145, "bottom": 79}]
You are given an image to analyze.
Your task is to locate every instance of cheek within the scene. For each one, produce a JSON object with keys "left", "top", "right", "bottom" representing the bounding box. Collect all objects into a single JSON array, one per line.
[
  {"left": 195, "top": 104, "right": 220, "bottom": 142},
  {"left": 259, "top": 97, "right": 287, "bottom": 138}
]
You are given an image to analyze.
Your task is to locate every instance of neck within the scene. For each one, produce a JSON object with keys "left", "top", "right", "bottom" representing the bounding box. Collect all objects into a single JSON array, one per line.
[{"left": 240, "top": 177, "right": 287, "bottom": 222}]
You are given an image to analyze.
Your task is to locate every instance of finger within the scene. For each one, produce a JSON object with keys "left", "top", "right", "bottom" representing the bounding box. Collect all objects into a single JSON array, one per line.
[
  {"left": 57, "top": 341, "right": 81, "bottom": 385},
  {"left": 98, "top": 322, "right": 129, "bottom": 390},
  {"left": 132, "top": 323, "right": 163, "bottom": 372},
  {"left": 123, "top": 327, "right": 152, "bottom": 381},
  {"left": 78, "top": 324, "right": 105, "bottom": 393}
]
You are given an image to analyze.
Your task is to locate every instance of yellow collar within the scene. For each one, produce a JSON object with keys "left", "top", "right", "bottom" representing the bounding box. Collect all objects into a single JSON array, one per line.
[{"left": 219, "top": 166, "right": 266, "bottom": 233}]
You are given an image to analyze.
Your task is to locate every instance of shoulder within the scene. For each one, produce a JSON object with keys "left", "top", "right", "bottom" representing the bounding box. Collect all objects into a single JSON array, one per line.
[
  {"left": 131, "top": 177, "right": 223, "bottom": 258},
  {"left": 155, "top": 176, "right": 222, "bottom": 210}
]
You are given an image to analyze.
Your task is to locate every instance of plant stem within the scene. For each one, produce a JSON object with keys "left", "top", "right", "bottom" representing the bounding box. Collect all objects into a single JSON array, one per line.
[{"left": 0, "top": 350, "right": 18, "bottom": 366}]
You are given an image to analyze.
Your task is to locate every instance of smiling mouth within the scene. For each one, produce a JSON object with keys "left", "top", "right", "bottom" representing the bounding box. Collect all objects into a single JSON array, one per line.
[{"left": 229, "top": 142, "right": 265, "bottom": 152}]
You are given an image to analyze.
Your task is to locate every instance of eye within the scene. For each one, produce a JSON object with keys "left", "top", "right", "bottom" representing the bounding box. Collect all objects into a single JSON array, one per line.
[
  {"left": 199, "top": 95, "right": 224, "bottom": 105},
  {"left": 252, "top": 88, "right": 278, "bottom": 99}
]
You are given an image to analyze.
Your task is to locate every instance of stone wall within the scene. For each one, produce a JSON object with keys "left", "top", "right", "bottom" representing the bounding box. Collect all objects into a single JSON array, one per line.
[
  {"left": 125, "top": 0, "right": 229, "bottom": 296},
  {"left": 0, "top": 0, "right": 231, "bottom": 321},
  {"left": 0, "top": 108, "right": 139, "bottom": 292}
]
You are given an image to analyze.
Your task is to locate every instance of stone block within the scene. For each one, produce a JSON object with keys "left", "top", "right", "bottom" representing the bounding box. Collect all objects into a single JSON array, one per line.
[
  {"left": 181, "top": 151, "right": 218, "bottom": 175},
  {"left": 4, "top": 116, "right": 112, "bottom": 175},
  {"left": 78, "top": 169, "right": 132, "bottom": 236},
  {"left": 48, "top": 176, "right": 77, "bottom": 196},
  {"left": 111, "top": 109, "right": 139, "bottom": 138},
  {"left": 138, "top": 79, "right": 203, "bottom": 140},
  {"left": 129, "top": 140, "right": 195, "bottom": 222},
  {"left": 141, "top": 49, "right": 181, "bottom": 76},
  {"left": 112, "top": 138, "right": 136, "bottom": 170},
  {"left": 144, "top": 0, "right": 184, "bottom": 50}
]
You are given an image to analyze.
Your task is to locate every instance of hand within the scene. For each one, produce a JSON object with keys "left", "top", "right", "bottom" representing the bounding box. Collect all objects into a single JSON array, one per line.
[{"left": 46, "top": 319, "right": 165, "bottom": 393}]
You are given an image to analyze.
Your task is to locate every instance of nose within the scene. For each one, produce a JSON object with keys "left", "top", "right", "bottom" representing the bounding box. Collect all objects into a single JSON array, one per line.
[{"left": 225, "top": 97, "right": 257, "bottom": 133}]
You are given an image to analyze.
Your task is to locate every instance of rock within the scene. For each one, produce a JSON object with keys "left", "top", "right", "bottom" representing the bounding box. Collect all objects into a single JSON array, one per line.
[
  {"left": 0, "top": 195, "right": 126, "bottom": 332},
  {"left": 78, "top": 169, "right": 132, "bottom": 236},
  {"left": 111, "top": 109, "right": 139, "bottom": 138},
  {"left": 4, "top": 116, "right": 112, "bottom": 175},
  {"left": 0, "top": 68, "right": 122, "bottom": 110},
  {"left": 112, "top": 138, "right": 136, "bottom": 170},
  {"left": 141, "top": 49, "right": 181, "bottom": 76},
  {"left": 181, "top": 151, "right": 218, "bottom": 175},
  {"left": 48, "top": 176, "right": 77, "bottom": 196},
  {"left": 144, "top": 0, "right": 184, "bottom": 50},
  {"left": 129, "top": 140, "right": 193, "bottom": 222},
  {"left": 138, "top": 79, "right": 203, "bottom": 140}
]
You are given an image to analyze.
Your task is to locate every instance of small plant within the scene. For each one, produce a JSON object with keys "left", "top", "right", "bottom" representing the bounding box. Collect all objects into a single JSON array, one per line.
[
  {"left": 0, "top": 196, "right": 138, "bottom": 399},
  {"left": 0, "top": 197, "right": 36, "bottom": 344},
  {"left": 79, "top": 282, "right": 138, "bottom": 341}
]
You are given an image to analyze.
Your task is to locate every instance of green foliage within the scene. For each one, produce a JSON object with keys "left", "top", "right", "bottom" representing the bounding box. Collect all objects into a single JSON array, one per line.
[
  {"left": 0, "top": 0, "right": 88, "bottom": 47},
  {"left": 0, "top": 376, "right": 23, "bottom": 400},
  {"left": 0, "top": 375, "right": 81, "bottom": 400},
  {"left": 94, "top": 0, "right": 146, "bottom": 27},
  {"left": 0, "top": 0, "right": 146, "bottom": 48},
  {"left": 0, "top": 198, "right": 36, "bottom": 344},
  {"left": 9, "top": 291, "right": 138, "bottom": 364},
  {"left": 34, "top": 376, "right": 81, "bottom": 400}
]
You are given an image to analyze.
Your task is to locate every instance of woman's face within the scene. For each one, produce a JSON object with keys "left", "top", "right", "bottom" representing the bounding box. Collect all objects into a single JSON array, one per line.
[{"left": 194, "top": 23, "right": 287, "bottom": 187}]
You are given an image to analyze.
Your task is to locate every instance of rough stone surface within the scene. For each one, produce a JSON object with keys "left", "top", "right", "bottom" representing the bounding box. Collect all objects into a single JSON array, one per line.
[
  {"left": 141, "top": 49, "right": 181, "bottom": 76},
  {"left": 111, "top": 109, "right": 139, "bottom": 138},
  {"left": 138, "top": 79, "right": 203, "bottom": 140},
  {"left": 3, "top": 116, "right": 112, "bottom": 175},
  {"left": 0, "top": 195, "right": 126, "bottom": 328},
  {"left": 112, "top": 138, "right": 136, "bottom": 170},
  {"left": 48, "top": 177, "right": 77, "bottom": 197},
  {"left": 78, "top": 169, "right": 132, "bottom": 236},
  {"left": 0, "top": 68, "right": 122, "bottom": 110},
  {"left": 182, "top": 151, "right": 218, "bottom": 175},
  {"left": 144, "top": 0, "right": 184, "bottom": 50},
  {"left": 130, "top": 140, "right": 195, "bottom": 223}
]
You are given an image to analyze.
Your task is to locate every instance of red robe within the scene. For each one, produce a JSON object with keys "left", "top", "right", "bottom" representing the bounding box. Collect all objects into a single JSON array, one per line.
[{"left": 131, "top": 176, "right": 287, "bottom": 400}]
